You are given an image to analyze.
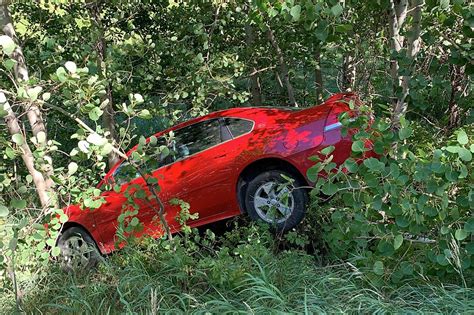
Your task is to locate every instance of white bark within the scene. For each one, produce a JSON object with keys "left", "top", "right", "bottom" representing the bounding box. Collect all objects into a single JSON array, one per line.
[
  {"left": 389, "top": 0, "right": 424, "bottom": 129},
  {"left": 342, "top": 54, "right": 356, "bottom": 92},
  {"left": 1, "top": 2, "right": 56, "bottom": 207},
  {"left": 90, "top": 2, "right": 120, "bottom": 169},
  {"left": 1, "top": 93, "right": 52, "bottom": 208}
]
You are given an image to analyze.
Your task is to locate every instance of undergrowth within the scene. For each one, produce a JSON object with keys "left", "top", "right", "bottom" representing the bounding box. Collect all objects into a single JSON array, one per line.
[{"left": 2, "top": 223, "right": 473, "bottom": 314}]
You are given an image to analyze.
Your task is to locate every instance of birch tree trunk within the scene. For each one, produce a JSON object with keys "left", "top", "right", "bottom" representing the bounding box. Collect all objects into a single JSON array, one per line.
[
  {"left": 1, "top": 2, "right": 56, "bottom": 208},
  {"left": 1, "top": 94, "right": 52, "bottom": 208},
  {"left": 389, "top": 0, "right": 423, "bottom": 129},
  {"left": 90, "top": 2, "right": 120, "bottom": 169},
  {"left": 314, "top": 43, "right": 324, "bottom": 102},
  {"left": 266, "top": 26, "right": 297, "bottom": 107},
  {"left": 245, "top": 23, "right": 263, "bottom": 106},
  {"left": 341, "top": 53, "right": 356, "bottom": 92},
  {"left": 448, "top": 64, "right": 466, "bottom": 129}
]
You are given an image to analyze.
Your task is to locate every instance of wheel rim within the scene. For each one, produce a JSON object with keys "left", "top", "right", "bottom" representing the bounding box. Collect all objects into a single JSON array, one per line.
[
  {"left": 253, "top": 181, "right": 294, "bottom": 224},
  {"left": 60, "top": 234, "right": 93, "bottom": 270}
]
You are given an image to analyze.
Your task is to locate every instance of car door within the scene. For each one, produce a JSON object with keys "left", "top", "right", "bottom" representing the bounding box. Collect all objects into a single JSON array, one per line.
[
  {"left": 93, "top": 136, "right": 176, "bottom": 247},
  {"left": 153, "top": 118, "right": 234, "bottom": 228}
]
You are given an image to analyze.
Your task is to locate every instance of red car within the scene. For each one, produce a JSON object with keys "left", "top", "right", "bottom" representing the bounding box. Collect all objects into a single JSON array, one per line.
[{"left": 58, "top": 93, "right": 363, "bottom": 270}]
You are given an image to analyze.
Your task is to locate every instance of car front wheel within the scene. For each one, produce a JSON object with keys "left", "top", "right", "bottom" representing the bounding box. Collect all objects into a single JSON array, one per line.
[
  {"left": 244, "top": 170, "right": 308, "bottom": 232},
  {"left": 57, "top": 226, "right": 100, "bottom": 272}
]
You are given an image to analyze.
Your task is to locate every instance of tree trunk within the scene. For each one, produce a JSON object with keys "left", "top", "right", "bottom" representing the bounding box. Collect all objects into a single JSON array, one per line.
[
  {"left": 1, "top": 2, "right": 56, "bottom": 208},
  {"left": 90, "top": 2, "right": 120, "bottom": 169},
  {"left": 1, "top": 94, "right": 52, "bottom": 208},
  {"left": 341, "top": 53, "right": 356, "bottom": 92},
  {"left": 389, "top": 0, "right": 423, "bottom": 129},
  {"left": 314, "top": 43, "right": 324, "bottom": 102},
  {"left": 245, "top": 23, "right": 262, "bottom": 106},
  {"left": 266, "top": 26, "right": 297, "bottom": 107},
  {"left": 448, "top": 64, "right": 466, "bottom": 129}
]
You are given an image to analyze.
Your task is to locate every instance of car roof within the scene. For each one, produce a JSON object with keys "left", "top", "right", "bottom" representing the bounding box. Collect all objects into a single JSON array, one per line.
[{"left": 164, "top": 106, "right": 294, "bottom": 131}]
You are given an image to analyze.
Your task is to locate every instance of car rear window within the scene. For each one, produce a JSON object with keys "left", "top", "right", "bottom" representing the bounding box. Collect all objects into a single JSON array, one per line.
[{"left": 224, "top": 118, "right": 253, "bottom": 138}]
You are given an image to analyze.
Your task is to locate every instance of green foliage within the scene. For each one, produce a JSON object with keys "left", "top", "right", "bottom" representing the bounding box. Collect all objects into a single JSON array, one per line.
[
  {"left": 0, "top": 0, "right": 473, "bottom": 310},
  {"left": 307, "top": 105, "right": 473, "bottom": 285}
]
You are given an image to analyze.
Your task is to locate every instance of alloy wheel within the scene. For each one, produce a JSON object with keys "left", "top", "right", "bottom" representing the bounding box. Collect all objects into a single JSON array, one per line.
[{"left": 253, "top": 181, "right": 294, "bottom": 224}]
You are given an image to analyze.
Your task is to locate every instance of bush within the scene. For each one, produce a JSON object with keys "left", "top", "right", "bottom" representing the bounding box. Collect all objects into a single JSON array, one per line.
[{"left": 306, "top": 104, "right": 473, "bottom": 285}]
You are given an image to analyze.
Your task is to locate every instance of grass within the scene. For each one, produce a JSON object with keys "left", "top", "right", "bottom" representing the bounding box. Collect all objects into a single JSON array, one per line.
[
  {"left": 2, "top": 224, "right": 473, "bottom": 314},
  {"left": 10, "top": 259, "right": 474, "bottom": 314}
]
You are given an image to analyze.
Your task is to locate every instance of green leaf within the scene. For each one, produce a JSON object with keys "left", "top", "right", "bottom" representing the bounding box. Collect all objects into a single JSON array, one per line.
[
  {"left": 68, "top": 162, "right": 78, "bottom": 175},
  {"left": 394, "top": 235, "right": 403, "bottom": 250},
  {"left": 11, "top": 199, "right": 26, "bottom": 209},
  {"left": 12, "top": 133, "right": 24, "bottom": 145},
  {"left": 455, "top": 229, "right": 468, "bottom": 241},
  {"left": 51, "top": 246, "right": 61, "bottom": 257},
  {"left": 440, "top": 0, "right": 449, "bottom": 9},
  {"left": 78, "top": 140, "right": 90, "bottom": 153},
  {"left": 330, "top": 4, "right": 343, "bottom": 17},
  {"left": 133, "top": 93, "right": 144, "bottom": 104},
  {"left": 445, "top": 145, "right": 461, "bottom": 153},
  {"left": 373, "top": 260, "right": 384, "bottom": 275},
  {"left": 3, "top": 58, "right": 16, "bottom": 70},
  {"left": 306, "top": 164, "right": 322, "bottom": 182},
  {"left": 87, "top": 133, "right": 107, "bottom": 146},
  {"left": 322, "top": 182, "right": 338, "bottom": 196},
  {"left": 0, "top": 205, "right": 9, "bottom": 217},
  {"left": 396, "top": 216, "right": 409, "bottom": 228},
  {"left": 101, "top": 143, "right": 114, "bottom": 155},
  {"left": 138, "top": 109, "right": 152, "bottom": 119},
  {"left": 457, "top": 129, "right": 468, "bottom": 145},
  {"left": 27, "top": 86, "right": 42, "bottom": 101},
  {"left": 130, "top": 217, "right": 139, "bottom": 227},
  {"left": 465, "top": 218, "right": 474, "bottom": 233},
  {"left": 321, "top": 146, "right": 335, "bottom": 156},
  {"left": 65, "top": 61, "right": 77, "bottom": 73},
  {"left": 42, "top": 92, "right": 51, "bottom": 101},
  {"left": 88, "top": 107, "right": 103, "bottom": 121},
  {"left": 59, "top": 213, "right": 68, "bottom": 223},
  {"left": 363, "top": 158, "right": 384, "bottom": 172},
  {"left": 343, "top": 158, "right": 358, "bottom": 173},
  {"left": 398, "top": 127, "right": 413, "bottom": 140},
  {"left": 36, "top": 131, "right": 46, "bottom": 144},
  {"left": 56, "top": 66, "right": 67, "bottom": 82},
  {"left": 0, "top": 35, "right": 16, "bottom": 55},
  {"left": 290, "top": 5, "right": 301, "bottom": 21},
  {"left": 351, "top": 140, "right": 366, "bottom": 152},
  {"left": 458, "top": 148, "right": 472, "bottom": 162}
]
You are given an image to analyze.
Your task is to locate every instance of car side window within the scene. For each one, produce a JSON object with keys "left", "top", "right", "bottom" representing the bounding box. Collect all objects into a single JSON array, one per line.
[
  {"left": 223, "top": 118, "right": 254, "bottom": 138},
  {"left": 111, "top": 119, "right": 221, "bottom": 186},
  {"left": 173, "top": 119, "right": 221, "bottom": 159},
  {"left": 113, "top": 162, "right": 139, "bottom": 186},
  {"left": 113, "top": 136, "right": 174, "bottom": 186}
]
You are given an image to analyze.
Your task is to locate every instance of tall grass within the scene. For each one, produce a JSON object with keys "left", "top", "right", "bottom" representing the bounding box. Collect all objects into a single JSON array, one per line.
[{"left": 3, "top": 225, "right": 474, "bottom": 314}]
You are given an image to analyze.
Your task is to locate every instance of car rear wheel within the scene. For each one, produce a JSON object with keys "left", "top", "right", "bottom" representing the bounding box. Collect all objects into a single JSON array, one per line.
[
  {"left": 57, "top": 227, "right": 100, "bottom": 272},
  {"left": 243, "top": 170, "right": 308, "bottom": 232}
]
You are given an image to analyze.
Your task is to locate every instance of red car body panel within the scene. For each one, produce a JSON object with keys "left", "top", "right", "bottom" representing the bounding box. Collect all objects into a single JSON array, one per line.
[{"left": 64, "top": 93, "right": 366, "bottom": 254}]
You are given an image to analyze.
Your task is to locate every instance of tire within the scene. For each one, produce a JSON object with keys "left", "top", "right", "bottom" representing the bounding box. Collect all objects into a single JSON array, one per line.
[
  {"left": 57, "top": 226, "right": 100, "bottom": 272},
  {"left": 243, "top": 170, "right": 308, "bottom": 232}
]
